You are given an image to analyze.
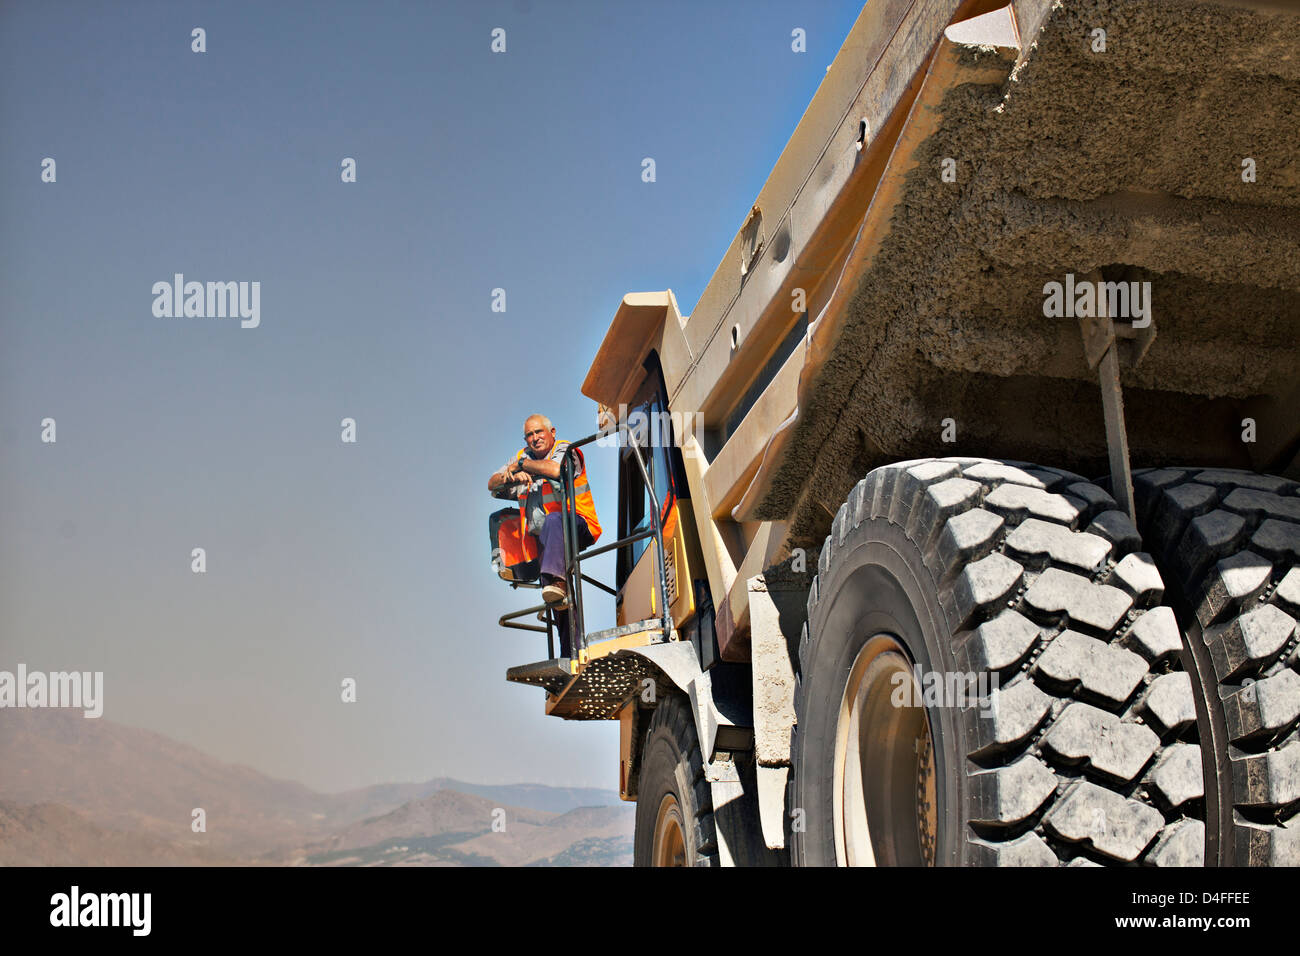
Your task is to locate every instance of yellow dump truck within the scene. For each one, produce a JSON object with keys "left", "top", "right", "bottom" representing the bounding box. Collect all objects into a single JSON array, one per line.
[{"left": 496, "top": 0, "right": 1300, "bottom": 866}]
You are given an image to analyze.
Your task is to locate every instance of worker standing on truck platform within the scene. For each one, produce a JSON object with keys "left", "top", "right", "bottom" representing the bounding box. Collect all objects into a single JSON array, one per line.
[{"left": 488, "top": 414, "right": 601, "bottom": 608}]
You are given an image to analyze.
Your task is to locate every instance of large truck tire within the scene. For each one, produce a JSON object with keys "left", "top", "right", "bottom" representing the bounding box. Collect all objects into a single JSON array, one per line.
[
  {"left": 633, "top": 694, "right": 719, "bottom": 867},
  {"left": 1134, "top": 467, "right": 1300, "bottom": 866},
  {"left": 789, "top": 458, "right": 1206, "bottom": 866}
]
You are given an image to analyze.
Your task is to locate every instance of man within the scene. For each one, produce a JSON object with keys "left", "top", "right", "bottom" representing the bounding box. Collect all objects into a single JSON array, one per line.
[{"left": 488, "top": 414, "right": 601, "bottom": 607}]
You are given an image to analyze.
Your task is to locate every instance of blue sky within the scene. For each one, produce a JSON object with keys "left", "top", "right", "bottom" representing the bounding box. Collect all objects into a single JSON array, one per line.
[{"left": 0, "top": 0, "right": 862, "bottom": 792}]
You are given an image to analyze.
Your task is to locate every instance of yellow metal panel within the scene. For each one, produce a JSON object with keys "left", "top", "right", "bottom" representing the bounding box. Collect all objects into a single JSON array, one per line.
[
  {"left": 618, "top": 701, "right": 636, "bottom": 801},
  {"left": 617, "top": 500, "right": 702, "bottom": 631},
  {"left": 668, "top": 500, "right": 701, "bottom": 627},
  {"left": 617, "top": 536, "right": 656, "bottom": 627},
  {"left": 579, "top": 628, "right": 662, "bottom": 666},
  {"left": 702, "top": 339, "right": 806, "bottom": 520},
  {"left": 678, "top": 435, "right": 737, "bottom": 610}
]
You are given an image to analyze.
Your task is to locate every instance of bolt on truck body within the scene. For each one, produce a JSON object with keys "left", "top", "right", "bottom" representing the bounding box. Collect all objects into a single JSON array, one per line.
[{"left": 496, "top": 0, "right": 1300, "bottom": 867}]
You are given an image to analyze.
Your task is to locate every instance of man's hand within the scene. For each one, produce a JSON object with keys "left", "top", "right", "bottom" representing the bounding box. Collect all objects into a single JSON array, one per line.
[
  {"left": 514, "top": 456, "right": 562, "bottom": 482},
  {"left": 489, "top": 462, "right": 522, "bottom": 493},
  {"left": 489, "top": 455, "right": 559, "bottom": 493}
]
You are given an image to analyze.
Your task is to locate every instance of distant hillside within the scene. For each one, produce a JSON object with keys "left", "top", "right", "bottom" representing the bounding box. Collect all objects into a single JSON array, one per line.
[
  {"left": 443, "top": 802, "right": 634, "bottom": 867},
  {"left": 0, "top": 801, "right": 243, "bottom": 867},
  {"left": 526, "top": 836, "right": 633, "bottom": 867},
  {"left": 0, "top": 709, "right": 631, "bottom": 866},
  {"left": 325, "top": 778, "right": 621, "bottom": 822},
  {"left": 282, "top": 791, "right": 634, "bottom": 867},
  {"left": 0, "top": 709, "right": 330, "bottom": 851},
  {"left": 408, "top": 780, "right": 622, "bottom": 814}
]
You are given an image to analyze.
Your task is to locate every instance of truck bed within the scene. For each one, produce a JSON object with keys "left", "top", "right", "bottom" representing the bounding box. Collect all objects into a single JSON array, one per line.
[{"left": 737, "top": 0, "right": 1300, "bottom": 549}]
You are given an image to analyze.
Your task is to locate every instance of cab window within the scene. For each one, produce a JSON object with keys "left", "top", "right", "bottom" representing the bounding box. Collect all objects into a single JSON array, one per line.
[{"left": 616, "top": 396, "right": 676, "bottom": 588}]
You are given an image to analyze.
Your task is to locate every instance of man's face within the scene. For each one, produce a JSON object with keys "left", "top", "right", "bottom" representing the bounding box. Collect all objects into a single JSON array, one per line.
[{"left": 524, "top": 418, "right": 555, "bottom": 457}]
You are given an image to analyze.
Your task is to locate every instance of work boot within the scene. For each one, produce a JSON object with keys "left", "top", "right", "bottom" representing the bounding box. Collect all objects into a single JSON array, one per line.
[{"left": 541, "top": 577, "right": 569, "bottom": 608}]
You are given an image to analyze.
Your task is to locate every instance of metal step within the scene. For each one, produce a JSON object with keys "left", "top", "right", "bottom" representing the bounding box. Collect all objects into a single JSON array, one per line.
[
  {"left": 544, "top": 621, "right": 672, "bottom": 720},
  {"left": 544, "top": 649, "right": 660, "bottom": 720},
  {"left": 583, "top": 618, "right": 662, "bottom": 646},
  {"left": 506, "top": 620, "right": 674, "bottom": 717},
  {"left": 505, "top": 658, "right": 573, "bottom": 696}
]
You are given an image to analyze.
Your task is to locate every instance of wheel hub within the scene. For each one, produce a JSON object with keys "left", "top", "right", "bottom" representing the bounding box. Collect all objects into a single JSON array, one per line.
[
  {"left": 832, "top": 635, "right": 939, "bottom": 866},
  {"left": 652, "top": 792, "right": 688, "bottom": 867}
]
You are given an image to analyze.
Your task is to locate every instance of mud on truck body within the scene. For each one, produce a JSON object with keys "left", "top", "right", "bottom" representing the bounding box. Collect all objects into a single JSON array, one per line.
[{"left": 496, "top": 0, "right": 1300, "bottom": 867}]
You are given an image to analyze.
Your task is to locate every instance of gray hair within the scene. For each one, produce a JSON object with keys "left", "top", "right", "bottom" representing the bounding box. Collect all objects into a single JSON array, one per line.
[{"left": 524, "top": 414, "right": 553, "bottom": 433}]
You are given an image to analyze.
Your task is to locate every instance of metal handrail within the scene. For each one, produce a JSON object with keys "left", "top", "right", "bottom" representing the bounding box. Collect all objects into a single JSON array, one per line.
[
  {"left": 497, "top": 424, "right": 674, "bottom": 664},
  {"left": 576, "top": 526, "right": 654, "bottom": 561},
  {"left": 499, "top": 602, "right": 556, "bottom": 658},
  {"left": 580, "top": 573, "right": 618, "bottom": 598},
  {"left": 499, "top": 604, "right": 551, "bottom": 633}
]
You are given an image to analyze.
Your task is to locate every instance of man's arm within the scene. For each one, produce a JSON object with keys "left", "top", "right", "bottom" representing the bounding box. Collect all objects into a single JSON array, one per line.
[
  {"left": 514, "top": 456, "right": 562, "bottom": 482},
  {"left": 488, "top": 458, "right": 523, "bottom": 492}
]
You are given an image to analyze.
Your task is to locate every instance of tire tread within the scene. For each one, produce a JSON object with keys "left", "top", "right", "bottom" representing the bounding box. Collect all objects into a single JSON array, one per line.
[
  {"left": 792, "top": 458, "right": 1206, "bottom": 866},
  {"left": 1137, "top": 467, "right": 1300, "bottom": 866}
]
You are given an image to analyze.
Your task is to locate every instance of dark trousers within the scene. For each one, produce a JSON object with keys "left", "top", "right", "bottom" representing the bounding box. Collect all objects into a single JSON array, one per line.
[{"left": 535, "top": 512, "right": 593, "bottom": 659}]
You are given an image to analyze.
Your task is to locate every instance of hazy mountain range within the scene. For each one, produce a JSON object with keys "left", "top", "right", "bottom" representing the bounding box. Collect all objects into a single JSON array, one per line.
[{"left": 0, "top": 709, "right": 632, "bottom": 866}]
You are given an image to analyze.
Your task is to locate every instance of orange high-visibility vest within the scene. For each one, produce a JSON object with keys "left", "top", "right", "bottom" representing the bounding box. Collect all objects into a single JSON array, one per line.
[{"left": 513, "top": 439, "right": 602, "bottom": 544}]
